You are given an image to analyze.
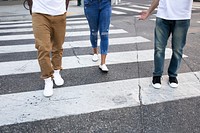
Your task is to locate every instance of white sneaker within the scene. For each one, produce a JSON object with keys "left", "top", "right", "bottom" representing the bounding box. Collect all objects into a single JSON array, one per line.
[
  {"left": 99, "top": 64, "right": 109, "bottom": 72},
  {"left": 43, "top": 77, "right": 53, "bottom": 97},
  {"left": 53, "top": 70, "right": 64, "bottom": 86},
  {"left": 92, "top": 54, "right": 99, "bottom": 62}
]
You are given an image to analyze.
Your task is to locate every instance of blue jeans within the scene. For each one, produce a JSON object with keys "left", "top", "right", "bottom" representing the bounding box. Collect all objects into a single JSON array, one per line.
[
  {"left": 153, "top": 17, "right": 190, "bottom": 77},
  {"left": 84, "top": 0, "right": 111, "bottom": 54}
]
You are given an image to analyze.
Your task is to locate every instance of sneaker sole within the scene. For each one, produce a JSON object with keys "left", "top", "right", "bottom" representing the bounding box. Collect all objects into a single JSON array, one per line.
[
  {"left": 53, "top": 76, "right": 64, "bottom": 86},
  {"left": 168, "top": 82, "right": 178, "bottom": 88},
  {"left": 99, "top": 67, "right": 109, "bottom": 73},
  {"left": 92, "top": 55, "right": 99, "bottom": 62},
  {"left": 152, "top": 83, "right": 161, "bottom": 89},
  {"left": 53, "top": 80, "right": 64, "bottom": 86},
  {"left": 43, "top": 93, "right": 53, "bottom": 97},
  {"left": 92, "top": 59, "right": 98, "bottom": 62},
  {"left": 43, "top": 91, "right": 53, "bottom": 97}
]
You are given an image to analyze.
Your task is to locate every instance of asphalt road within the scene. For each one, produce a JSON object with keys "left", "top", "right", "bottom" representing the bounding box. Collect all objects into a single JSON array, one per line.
[{"left": 0, "top": 0, "right": 200, "bottom": 132}]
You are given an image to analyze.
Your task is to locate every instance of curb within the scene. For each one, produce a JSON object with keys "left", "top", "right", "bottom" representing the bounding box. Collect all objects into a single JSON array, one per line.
[{"left": 0, "top": 0, "right": 84, "bottom": 22}]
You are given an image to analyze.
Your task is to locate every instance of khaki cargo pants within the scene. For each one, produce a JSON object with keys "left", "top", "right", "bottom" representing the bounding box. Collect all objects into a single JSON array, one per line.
[{"left": 32, "top": 13, "right": 66, "bottom": 79}]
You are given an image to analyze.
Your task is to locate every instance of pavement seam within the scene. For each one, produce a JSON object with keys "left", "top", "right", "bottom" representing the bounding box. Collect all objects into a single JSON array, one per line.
[
  {"left": 182, "top": 57, "right": 200, "bottom": 83},
  {"left": 131, "top": 16, "right": 145, "bottom": 132}
]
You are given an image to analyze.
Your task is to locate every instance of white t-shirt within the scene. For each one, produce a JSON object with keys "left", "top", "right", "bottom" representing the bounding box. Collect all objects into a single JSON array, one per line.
[
  {"left": 32, "top": 0, "right": 66, "bottom": 16},
  {"left": 156, "top": 0, "right": 193, "bottom": 20}
]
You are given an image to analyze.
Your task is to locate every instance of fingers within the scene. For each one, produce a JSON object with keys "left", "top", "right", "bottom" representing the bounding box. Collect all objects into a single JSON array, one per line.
[{"left": 138, "top": 10, "right": 148, "bottom": 20}]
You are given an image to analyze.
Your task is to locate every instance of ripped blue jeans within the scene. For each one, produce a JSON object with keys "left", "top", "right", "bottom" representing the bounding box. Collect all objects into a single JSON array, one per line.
[
  {"left": 84, "top": 0, "right": 111, "bottom": 54},
  {"left": 153, "top": 17, "right": 190, "bottom": 77}
]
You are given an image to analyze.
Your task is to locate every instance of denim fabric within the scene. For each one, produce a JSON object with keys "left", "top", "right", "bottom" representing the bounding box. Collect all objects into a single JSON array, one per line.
[
  {"left": 153, "top": 17, "right": 190, "bottom": 77},
  {"left": 84, "top": 0, "right": 111, "bottom": 54}
]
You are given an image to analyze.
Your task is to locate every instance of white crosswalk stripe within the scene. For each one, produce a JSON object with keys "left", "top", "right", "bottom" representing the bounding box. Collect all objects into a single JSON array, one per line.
[
  {"left": 0, "top": 36, "right": 150, "bottom": 54},
  {"left": 112, "top": 3, "right": 155, "bottom": 15},
  {"left": 0, "top": 20, "right": 32, "bottom": 24},
  {"left": 129, "top": 5, "right": 149, "bottom": 9},
  {"left": 112, "top": 10, "right": 126, "bottom": 14},
  {"left": 192, "top": 3, "right": 200, "bottom": 10},
  {"left": 0, "top": 24, "right": 114, "bottom": 33},
  {"left": 0, "top": 20, "right": 89, "bottom": 28},
  {"left": 0, "top": 29, "right": 127, "bottom": 41},
  {"left": 0, "top": 15, "right": 197, "bottom": 127},
  {"left": 0, "top": 48, "right": 188, "bottom": 76},
  {"left": 1, "top": 71, "right": 200, "bottom": 126},
  {"left": 113, "top": 6, "right": 142, "bottom": 13},
  {"left": 111, "top": 2, "right": 199, "bottom": 15}
]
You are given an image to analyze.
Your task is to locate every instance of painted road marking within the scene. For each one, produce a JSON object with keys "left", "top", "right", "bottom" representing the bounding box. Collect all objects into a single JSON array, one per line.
[
  {"left": 112, "top": 10, "right": 126, "bottom": 14},
  {"left": 0, "top": 20, "right": 89, "bottom": 28},
  {"left": 0, "top": 29, "right": 127, "bottom": 41},
  {"left": 129, "top": 5, "right": 149, "bottom": 9},
  {"left": 0, "top": 25, "right": 114, "bottom": 33},
  {"left": 0, "top": 71, "right": 199, "bottom": 126},
  {"left": 0, "top": 18, "right": 86, "bottom": 25},
  {"left": 0, "top": 10, "right": 196, "bottom": 128},
  {"left": 0, "top": 36, "right": 150, "bottom": 54},
  {"left": 0, "top": 20, "right": 32, "bottom": 24},
  {"left": 0, "top": 48, "right": 187, "bottom": 76},
  {"left": 113, "top": 7, "right": 142, "bottom": 13}
]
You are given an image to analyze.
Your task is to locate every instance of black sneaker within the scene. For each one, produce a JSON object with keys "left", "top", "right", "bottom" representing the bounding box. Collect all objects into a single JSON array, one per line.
[
  {"left": 152, "top": 76, "right": 161, "bottom": 89},
  {"left": 169, "top": 77, "right": 178, "bottom": 88}
]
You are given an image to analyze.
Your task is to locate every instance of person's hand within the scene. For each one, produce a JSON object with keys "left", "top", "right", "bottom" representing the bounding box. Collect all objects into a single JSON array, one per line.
[{"left": 139, "top": 10, "right": 150, "bottom": 20}]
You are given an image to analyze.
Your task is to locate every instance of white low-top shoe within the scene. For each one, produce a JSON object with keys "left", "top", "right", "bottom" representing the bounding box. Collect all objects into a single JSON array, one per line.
[
  {"left": 92, "top": 54, "right": 99, "bottom": 62},
  {"left": 43, "top": 77, "right": 53, "bottom": 97},
  {"left": 53, "top": 70, "right": 64, "bottom": 86},
  {"left": 99, "top": 64, "right": 109, "bottom": 72}
]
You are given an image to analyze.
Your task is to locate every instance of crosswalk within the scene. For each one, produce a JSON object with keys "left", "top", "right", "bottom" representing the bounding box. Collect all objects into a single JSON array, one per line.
[
  {"left": 111, "top": 2, "right": 200, "bottom": 15},
  {"left": 0, "top": 15, "right": 200, "bottom": 128},
  {"left": 111, "top": 3, "right": 154, "bottom": 15}
]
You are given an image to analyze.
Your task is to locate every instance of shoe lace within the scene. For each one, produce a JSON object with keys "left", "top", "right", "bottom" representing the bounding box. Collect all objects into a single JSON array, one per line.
[
  {"left": 169, "top": 77, "right": 178, "bottom": 83},
  {"left": 153, "top": 76, "right": 161, "bottom": 84}
]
